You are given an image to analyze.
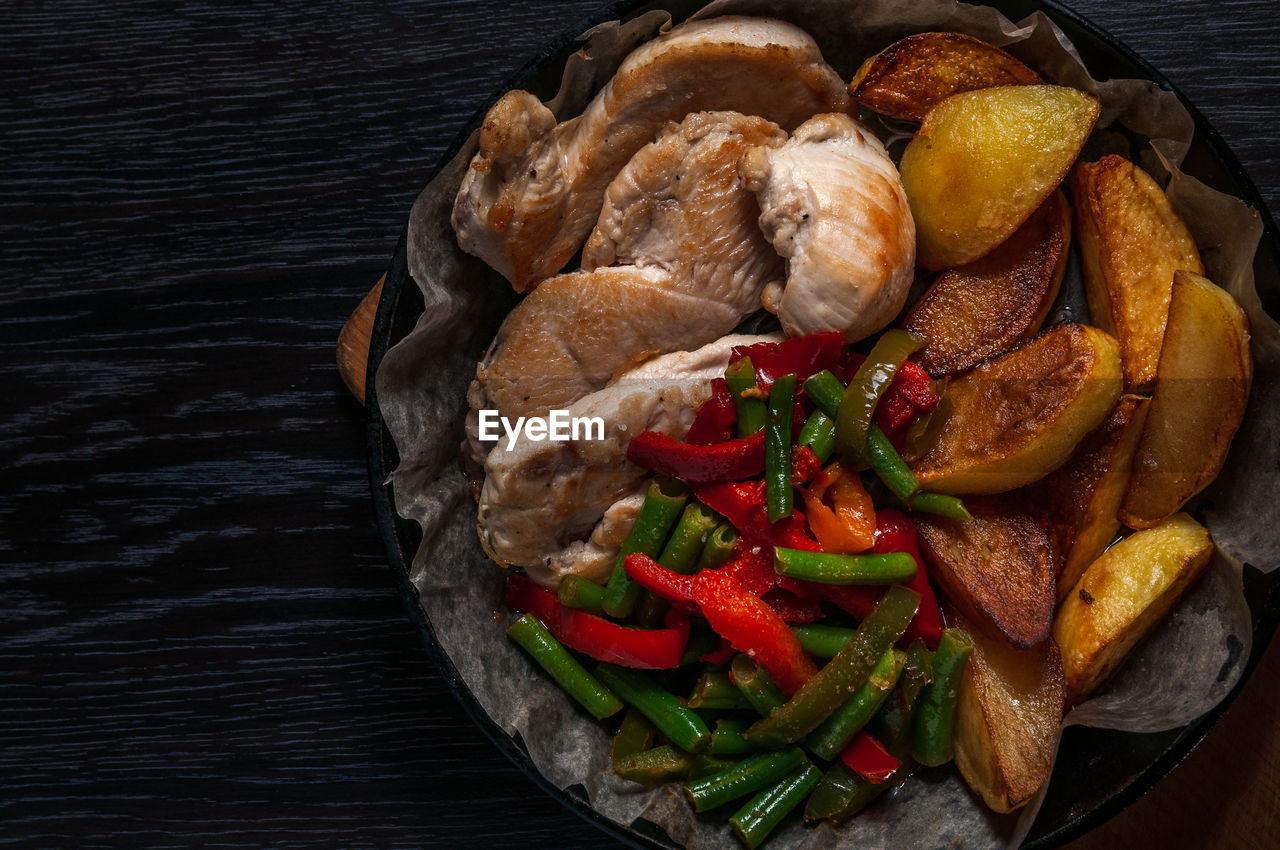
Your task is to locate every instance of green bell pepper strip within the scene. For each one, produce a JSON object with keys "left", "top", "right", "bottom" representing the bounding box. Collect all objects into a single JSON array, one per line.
[
  {"left": 807, "top": 648, "right": 906, "bottom": 760},
  {"left": 764, "top": 373, "right": 797, "bottom": 523},
  {"left": 613, "top": 744, "right": 694, "bottom": 785},
  {"left": 803, "top": 761, "right": 900, "bottom": 824},
  {"left": 658, "top": 501, "right": 721, "bottom": 574},
  {"left": 730, "top": 654, "right": 786, "bottom": 717},
  {"left": 911, "top": 628, "right": 974, "bottom": 766},
  {"left": 602, "top": 478, "right": 688, "bottom": 618},
  {"left": 773, "top": 547, "right": 917, "bottom": 585},
  {"left": 684, "top": 748, "right": 809, "bottom": 812},
  {"left": 594, "top": 663, "right": 711, "bottom": 754},
  {"left": 729, "top": 763, "right": 823, "bottom": 849},
  {"left": 726, "top": 356, "right": 766, "bottom": 437},
  {"left": 506, "top": 614, "right": 623, "bottom": 720},
  {"left": 742, "top": 585, "right": 920, "bottom": 748},
  {"left": 835, "top": 330, "right": 924, "bottom": 469},
  {"left": 877, "top": 639, "right": 935, "bottom": 759}
]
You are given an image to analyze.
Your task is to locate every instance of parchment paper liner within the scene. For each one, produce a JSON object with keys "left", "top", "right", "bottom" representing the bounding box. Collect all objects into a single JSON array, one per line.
[{"left": 375, "top": 1, "right": 1278, "bottom": 846}]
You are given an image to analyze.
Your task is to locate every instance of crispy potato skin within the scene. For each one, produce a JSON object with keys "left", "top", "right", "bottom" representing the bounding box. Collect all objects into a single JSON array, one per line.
[
  {"left": 904, "top": 192, "right": 1070, "bottom": 376},
  {"left": 911, "top": 323, "right": 1123, "bottom": 494},
  {"left": 900, "top": 84, "right": 1098, "bottom": 270},
  {"left": 1022, "top": 394, "right": 1150, "bottom": 601},
  {"left": 1053, "top": 513, "right": 1213, "bottom": 700},
  {"left": 850, "top": 31, "right": 1041, "bottom": 122},
  {"left": 1121, "top": 272, "right": 1253, "bottom": 528},
  {"left": 952, "top": 610, "right": 1065, "bottom": 813},
  {"left": 1072, "top": 155, "right": 1204, "bottom": 392},
  {"left": 915, "top": 498, "right": 1056, "bottom": 647}
]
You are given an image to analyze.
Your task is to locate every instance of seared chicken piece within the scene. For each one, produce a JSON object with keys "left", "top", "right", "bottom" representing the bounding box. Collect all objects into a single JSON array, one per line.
[
  {"left": 472, "top": 112, "right": 786, "bottom": 430},
  {"left": 452, "top": 16, "right": 850, "bottom": 291},
  {"left": 742, "top": 113, "right": 916, "bottom": 342},
  {"left": 478, "top": 334, "right": 780, "bottom": 584}
]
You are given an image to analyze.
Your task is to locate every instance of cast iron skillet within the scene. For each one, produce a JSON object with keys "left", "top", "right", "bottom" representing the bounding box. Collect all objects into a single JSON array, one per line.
[{"left": 365, "top": 1, "right": 1280, "bottom": 846}]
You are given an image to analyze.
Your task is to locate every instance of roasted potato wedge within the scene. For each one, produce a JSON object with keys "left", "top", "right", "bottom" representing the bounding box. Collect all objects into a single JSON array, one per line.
[
  {"left": 900, "top": 84, "right": 1099, "bottom": 270},
  {"left": 1053, "top": 513, "right": 1213, "bottom": 700},
  {"left": 952, "top": 610, "right": 1065, "bottom": 813},
  {"left": 911, "top": 323, "right": 1123, "bottom": 494},
  {"left": 1073, "top": 155, "right": 1204, "bottom": 392},
  {"left": 1121, "top": 272, "right": 1252, "bottom": 528},
  {"left": 914, "top": 499, "right": 1055, "bottom": 647},
  {"left": 1023, "top": 394, "right": 1150, "bottom": 601},
  {"left": 850, "top": 31, "right": 1041, "bottom": 122},
  {"left": 903, "top": 192, "right": 1071, "bottom": 376}
]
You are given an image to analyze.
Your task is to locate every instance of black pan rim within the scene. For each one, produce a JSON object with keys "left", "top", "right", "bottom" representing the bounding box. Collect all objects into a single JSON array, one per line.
[{"left": 364, "top": 1, "right": 1280, "bottom": 847}]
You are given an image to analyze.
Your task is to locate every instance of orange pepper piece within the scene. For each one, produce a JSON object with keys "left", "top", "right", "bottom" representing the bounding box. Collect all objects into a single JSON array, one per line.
[{"left": 800, "top": 462, "right": 876, "bottom": 554}]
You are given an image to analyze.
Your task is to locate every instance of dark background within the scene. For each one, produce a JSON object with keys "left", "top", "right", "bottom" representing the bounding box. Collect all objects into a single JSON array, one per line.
[{"left": 3, "top": 1, "right": 1277, "bottom": 847}]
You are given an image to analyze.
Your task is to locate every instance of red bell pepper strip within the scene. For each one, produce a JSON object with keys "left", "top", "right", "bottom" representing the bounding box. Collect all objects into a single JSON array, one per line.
[
  {"left": 729, "top": 340, "right": 776, "bottom": 371},
  {"left": 626, "top": 430, "right": 764, "bottom": 482},
  {"left": 685, "top": 378, "right": 737, "bottom": 445},
  {"left": 792, "top": 444, "right": 822, "bottom": 485},
  {"left": 723, "top": 546, "right": 779, "bottom": 597},
  {"left": 873, "top": 510, "right": 944, "bottom": 650},
  {"left": 840, "top": 730, "right": 900, "bottom": 783},
  {"left": 875, "top": 391, "right": 917, "bottom": 434},
  {"left": 692, "top": 480, "right": 821, "bottom": 552},
  {"left": 691, "top": 567, "right": 817, "bottom": 696},
  {"left": 623, "top": 553, "right": 696, "bottom": 603},
  {"left": 894, "top": 361, "right": 938, "bottom": 410},
  {"left": 760, "top": 588, "right": 824, "bottom": 623},
  {"left": 505, "top": 574, "right": 687, "bottom": 669},
  {"left": 756, "top": 332, "right": 845, "bottom": 386}
]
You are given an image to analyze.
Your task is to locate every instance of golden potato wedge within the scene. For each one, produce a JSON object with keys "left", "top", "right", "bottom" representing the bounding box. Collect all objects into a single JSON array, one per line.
[
  {"left": 951, "top": 610, "right": 1065, "bottom": 813},
  {"left": 914, "top": 498, "right": 1055, "bottom": 647},
  {"left": 1073, "top": 155, "right": 1204, "bottom": 392},
  {"left": 1121, "top": 272, "right": 1252, "bottom": 528},
  {"left": 850, "top": 31, "right": 1042, "bottom": 122},
  {"left": 900, "top": 84, "right": 1099, "bottom": 270},
  {"left": 910, "top": 323, "right": 1122, "bottom": 494},
  {"left": 1053, "top": 513, "right": 1213, "bottom": 700},
  {"left": 1022, "top": 394, "right": 1150, "bottom": 601},
  {"left": 903, "top": 192, "right": 1071, "bottom": 376}
]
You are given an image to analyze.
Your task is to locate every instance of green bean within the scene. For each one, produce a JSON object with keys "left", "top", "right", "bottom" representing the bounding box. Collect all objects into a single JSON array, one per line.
[
  {"left": 765, "top": 373, "right": 797, "bottom": 523},
  {"left": 877, "top": 639, "right": 934, "bottom": 760},
  {"left": 807, "top": 648, "right": 906, "bottom": 760},
  {"left": 632, "top": 591, "right": 670, "bottom": 629},
  {"left": 506, "top": 615, "right": 623, "bottom": 720},
  {"left": 730, "top": 763, "right": 823, "bottom": 849},
  {"left": 602, "top": 478, "right": 688, "bottom": 618},
  {"left": 867, "top": 423, "right": 920, "bottom": 502},
  {"left": 730, "top": 655, "right": 785, "bottom": 717},
  {"left": 912, "top": 628, "right": 974, "bottom": 767},
  {"left": 688, "top": 671, "right": 752, "bottom": 711},
  {"left": 658, "top": 501, "right": 721, "bottom": 574},
  {"left": 796, "top": 410, "right": 836, "bottom": 463},
  {"left": 909, "top": 491, "right": 973, "bottom": 521},
  {"left": 685, "top": 748, "right": 809, "bottom": 812},
  {"left": 788, "top": 624, "right": 857, "bottom": 659},
  {"left": 557, "top": 575, "right": 607, "bottom": 615},
  {"left": 594, "top": 664, "right": 711, "bottom": 754},
  {"left": 695, "top": 522, "right": 739, "bottom": 571},
  {"left": 726, "top": 357, "right": 766, "bottom": 437},
  {"left": 774, "top": 547, "right": 917, "bottom": 585},
  {"left": 803, "top": 370, "right": 845, "bottom": 419},
  {"left": 743, "top": 585, "right": 920, "bottom": 748},
  {"left": 710, "top": 718, "right": 757, "bottom": 756},
  {"left": 803, "top": 761, "right": 897, "bottom": 823},
  {"left": 613, "top": 744, "right": 694, "bottom": 785},
  {"left": 690, "top": 754, "right": 741, "bottom": 781},
  {"left": 835, "top": 330, "right": 923, "bottom": 469}
]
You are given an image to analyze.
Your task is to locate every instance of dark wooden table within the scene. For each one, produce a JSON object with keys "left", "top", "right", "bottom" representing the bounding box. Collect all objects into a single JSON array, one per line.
[{"left": 3, "top": 1, "right": 1277, "bottom": 847}]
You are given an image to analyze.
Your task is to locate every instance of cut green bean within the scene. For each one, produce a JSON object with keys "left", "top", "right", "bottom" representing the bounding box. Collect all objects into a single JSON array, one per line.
[
  {"left": 613, "top": 744, "right": 694, "bottom": 785},
  {"left": 558, "top": 575, "right": 606, "bottom": 615},
  {"left": 690, "top": 754, "right": 740, "bottom": 780},
  {"left": 803, "top": 761, "right": 897, "bottom": 823},
  {"left": 696, "top": 522, "right": 739, "bottom": 571},
  {"left": 730, "top": 655, "right": 785, "bottom": 717},
  {"left": 909, "top": 490, "right": 972, "bottom": 521},
  {"left": 774, "top": 547, "right": 917, "bottom": 585},
  {"left": 835, "top": 330, "right": 923, "bottom": 469},
  {"left": 912, "top": 628, "right": 974, "bottom": 767},
  {"left": 730, "top": 763, "right": 823, "bottom": 849},
  {"left": 867, "top": 423, "right": 920, "bottom": 503},
  {"left": 594, "top": 663, "right": 711, "bottom": 754},
  {"left": 743, "top": 585, "right": 921, "bottom": 747},
  {"left": 765, "top": 373, "right": 797, "bottom": 523},
  {"left": 710, "top": 718, "right": 757, "bottom": 756},
  {"left": 803, "top": 370, "right": 845, "bottom": 419},
  {"left": 788, "top": 624, "right": 857, "bottom": 659},
  {"left": 602, "top": 479, "right": 688, "bottom": 618},
  {"left": 658, "top": 501, "right": 721, "bottom": 574},
  {"left": 685, "top": 748, "right": 809, "bottom": 812},
  {"left": 506, "top": 615, "right": 623, "bottom": 720},
  {"left": 807, "top": 648, "right": 906, "bottom": 760},
  {"left": 726, "top": 357, "right": 766, "bottom": 437},
  {"left": 688, "top": 671, "right": 753, "bottom": 711},
  {"left": 796, "top": 410, "right": 836, "bottom": 463}
]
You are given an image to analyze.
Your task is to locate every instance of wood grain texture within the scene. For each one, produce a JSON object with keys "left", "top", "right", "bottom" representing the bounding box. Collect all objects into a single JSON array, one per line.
[{"left": 1, "top": 1, "right": 1276, "bottom": 848}]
